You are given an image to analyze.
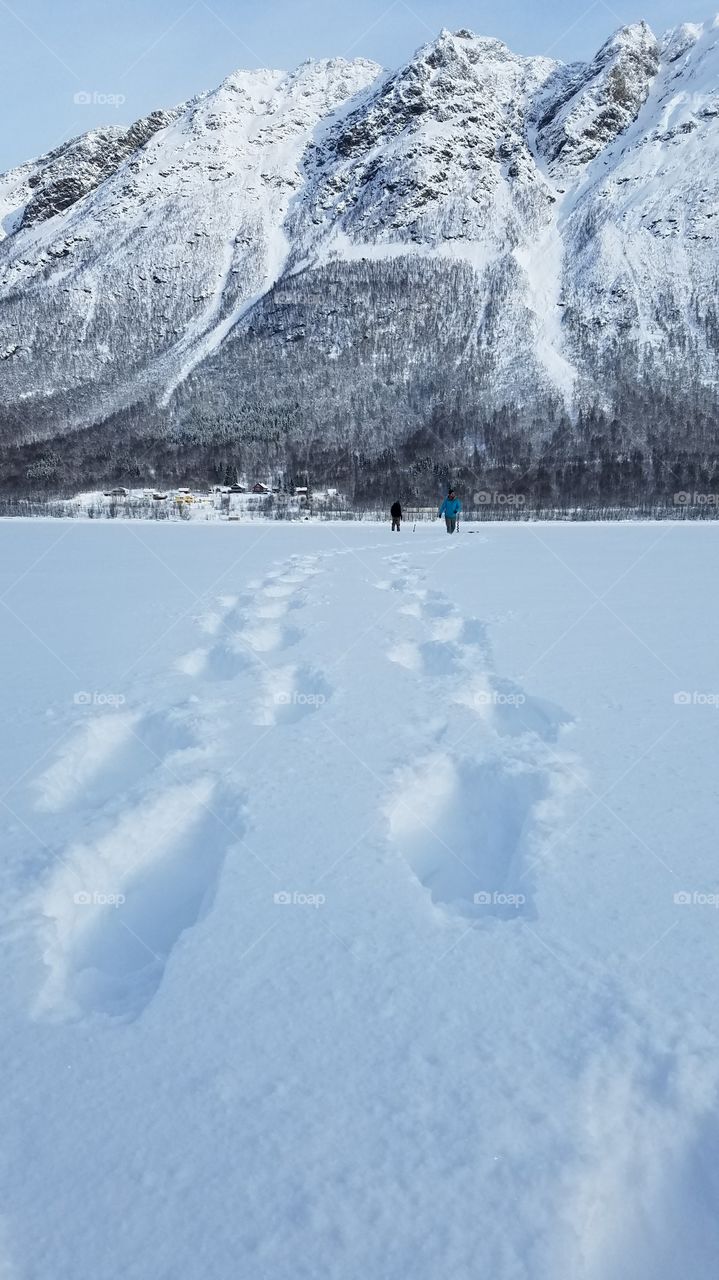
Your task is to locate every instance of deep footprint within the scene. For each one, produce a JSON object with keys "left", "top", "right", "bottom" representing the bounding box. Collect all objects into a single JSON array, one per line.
[
  {"left": 418, "top": 640, "right": 463, "bottom": 677},
  {"left": 255, "top": 664, "right": 333, "bottom": 726},
  {"left": 386, "top": 751, "right": 545, "bottom": 919},
  {"left": 34, "top": 708, "right": 197, "bottom": 813},
  {"left": 205, "top": 634, "right": 253, "bottom": 680},
  {"left": 456, "top": 675, "right": 573, "bottom": 742},
  {"left": 35, "top": 778, "right": 244, "bottom": 1022},
  {"left": 239, "top": 621, "right": 302, "bottom": 654}
]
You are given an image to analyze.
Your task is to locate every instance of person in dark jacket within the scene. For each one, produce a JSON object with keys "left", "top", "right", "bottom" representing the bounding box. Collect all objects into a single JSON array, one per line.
[
  {"left": 390, "top": 500, "right": 402, "bottom": 532},
  {"left": 438, "top": 490, "right": 462, "bottom": 533}
]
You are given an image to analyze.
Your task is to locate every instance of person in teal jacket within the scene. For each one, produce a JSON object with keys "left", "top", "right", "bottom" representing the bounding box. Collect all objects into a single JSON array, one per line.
[{"left": 438, "top": 489, "right": 462, "bottom": 534}]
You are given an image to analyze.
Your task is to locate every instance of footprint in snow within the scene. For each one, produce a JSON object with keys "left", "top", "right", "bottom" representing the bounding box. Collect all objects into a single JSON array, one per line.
[
  {"left": 385, "top": 750, "right": 547, "bottom": 920},
  {"left": 33, "top": 707, "right": 198, "bottom": 814},
  {"left": 455, "top": 675, "right": 574, "bottom": 743},
  {"left": 381, "top": 575, "right": 578, "bottom": 919},
  {"left": 388, "top": 635, "right": 464, "bottom": 680},
  {"left": 253, "top": 664, "right": 332, "bottom": 726},
  {"left": 238, "top": 621, "right": 302, "bottom": 655},
  {"left": 33, "top": 778, "right": 245, "bottom": 1023}
]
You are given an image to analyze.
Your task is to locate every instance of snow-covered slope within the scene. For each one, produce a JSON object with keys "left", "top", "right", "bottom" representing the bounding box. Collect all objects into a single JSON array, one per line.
[
  {"left": 557, "top": 18, "right": 719, "bottom": 387},
  {"left": 0, "top": 18, "right": 717, "bottom": 464},
  {"left": 0, "top": 58, "right": 381, "bottom": 427},
  {"left": 0, "top": 109, "right": 184, "bottom": 239}
]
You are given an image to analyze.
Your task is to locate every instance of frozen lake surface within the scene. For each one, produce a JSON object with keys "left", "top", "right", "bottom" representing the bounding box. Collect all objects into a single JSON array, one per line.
[{"left": 1, "top": 519, "right": 717, "bottom": 1279}]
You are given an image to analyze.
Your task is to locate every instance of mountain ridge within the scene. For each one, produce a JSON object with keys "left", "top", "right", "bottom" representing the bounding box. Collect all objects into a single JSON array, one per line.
[{"left": 1, "top": 18, "right": 718, "bottom": 497}]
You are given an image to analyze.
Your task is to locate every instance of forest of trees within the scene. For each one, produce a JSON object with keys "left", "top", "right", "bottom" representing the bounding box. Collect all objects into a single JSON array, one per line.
[
  {"left": 3, "top": 386, "right": 719, "bottom": 515},
  {"left": 2, "top": 255, "right": 718, "bottom": 514}
]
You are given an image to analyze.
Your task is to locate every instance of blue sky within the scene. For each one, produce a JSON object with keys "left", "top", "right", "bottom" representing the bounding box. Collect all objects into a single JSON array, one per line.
[{"left": 0, "top": 0, "right": 710, "bottom": 169}]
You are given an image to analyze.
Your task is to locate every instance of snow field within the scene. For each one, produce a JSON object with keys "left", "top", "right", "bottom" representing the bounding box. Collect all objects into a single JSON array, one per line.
[{"left": 1, "top": 521, "right": 719, "bottom": 1278}]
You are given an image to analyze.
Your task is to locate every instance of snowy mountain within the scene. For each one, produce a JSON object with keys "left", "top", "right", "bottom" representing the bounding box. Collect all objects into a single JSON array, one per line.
[{"left": 1, "top": 19, "right": 718, "bottom": 492}]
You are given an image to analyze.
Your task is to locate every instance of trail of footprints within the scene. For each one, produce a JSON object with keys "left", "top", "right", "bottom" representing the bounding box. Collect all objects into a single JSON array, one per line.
[
  {"left": 26, "top": 544, "right": 578, "bottom": 1023},
  {"left": 377, "top": 553, "right": 578, "bottom": 922},
  {"left": 176, "top": 553, "right": 331, "bottom": 725},
  {"left": 28, "top": 554, "right": 330, "bottom": 1024}
]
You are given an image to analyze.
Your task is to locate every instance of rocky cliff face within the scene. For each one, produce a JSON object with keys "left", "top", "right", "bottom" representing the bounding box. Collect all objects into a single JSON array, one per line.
[
  {"left": 0, "top": 18, "right": 717, "bottom": 479},
  {"left": 14, "top": 110, "right": 183, "bottom": 232},
  {"left": 532, "top": 21, "right": 661, "bottom": 174}
]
